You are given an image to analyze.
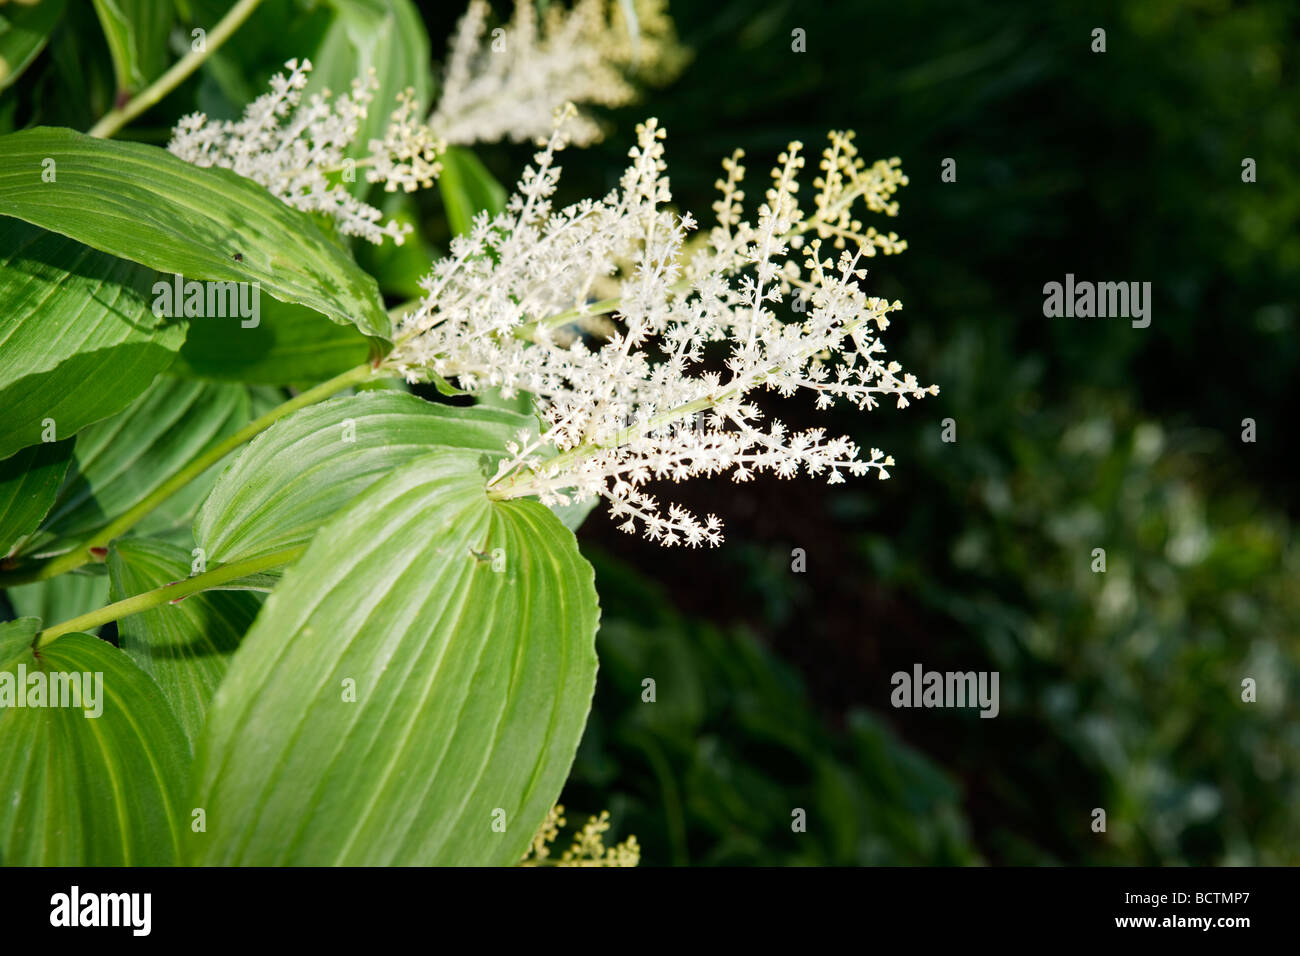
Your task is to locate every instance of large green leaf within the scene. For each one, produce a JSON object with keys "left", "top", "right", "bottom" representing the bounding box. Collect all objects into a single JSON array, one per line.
[
  {"left": 91, "top": 0, "right": 171, "bottom": 93},
  {"left": 0, "top": 622, "right": 191, "bottom": 865},
  {"left": 33, "top": 377, "right": 249, "bottom": 551},
  {"left": 108, "top": 537, "right": 259, "bottom": 748},
  {"left": 194, "top": 391, "right": 531, "bottom": 564},
  {"left": 188, "top": 450, "right": 599, "bottom": 864},
  {"left": 0, "top": 0, "right": 66, "bottom": 92},
  {"left": 307, "top": 0, "right": 431, "bottom": 195},
  {"left": 0, "top": 219, "right": 186, "bottom": 461},
  {"left": 0, "top": 440, "right": 73, "bottom": 559},
  {"left": 173, "top": 296, "right": 372, "bottom": 385},
  {"left": 0, "top": 127, "right": 390, "bottom": 338}
]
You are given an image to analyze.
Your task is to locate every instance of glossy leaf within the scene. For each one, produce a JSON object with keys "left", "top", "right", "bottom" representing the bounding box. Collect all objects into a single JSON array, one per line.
[
  {"left": 34, "top": 377, "right": 250, "bottom": 551},
  {"left": 108, "top": 537, "right": 259, "bottom": 747},
  {"left": 0, "top": 127, "right": 390, "bottom": 338},
  {"left": 0, "top": 623, "right": 191, "bottom": 865},
  {"left": 0, "top": 219, "right": 186, "bottom": 461},
  {"left": 173, "top": 297, "right": 372, "bottom": 385},
  {"left": 0, "top": 440, "right": 73, "bottom": 559},
  {"left": 194, "top": 391, "right": 532, "bottom": 564},
  {"left": 189, "top": 450, "right": 600, "bottom": 864}
]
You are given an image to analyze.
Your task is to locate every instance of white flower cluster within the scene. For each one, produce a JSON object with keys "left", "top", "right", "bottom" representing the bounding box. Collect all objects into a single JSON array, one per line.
[
  {"left": 385, "top": 115, "right": 937, "bottom": 546},
  {"left": 168, "top": 2, "right": 680, "bottom": 243},
  {"left": 168, "top": 59, "right": 440, "bottom": 245},
  {"left": 430, "top": 0, "right": 682, "bottom": 147}
]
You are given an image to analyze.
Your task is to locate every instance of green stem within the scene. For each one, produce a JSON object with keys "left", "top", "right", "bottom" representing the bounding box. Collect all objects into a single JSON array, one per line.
[
  {"left": 7, "top": 362, "right": 378, "bottom": 584},
  {"left": 35, "top": 545, "right": 306, "bottom": 647},
  {"left": 512, "top": 292, "right": 630, "bottom": 340},
  {"left": 88, "top": 0, "right": 265, "bottom": 139}
]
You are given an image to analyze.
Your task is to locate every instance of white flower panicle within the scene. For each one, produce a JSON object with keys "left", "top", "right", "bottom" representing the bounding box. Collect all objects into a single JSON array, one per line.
[
  {"left": 168, "top": 58, "right": 441, "bottom": 245},
  {"left": 385, "top": 114, "right": 937, "bottom": 547},
  {"left": 430, "top": 0, "right": 684, "bottom": 147},
  {"left": 168, "top": 2, "right": 681, "bottom": 242},
  {"left": 368, "top": 87, "right": 444, "bottom": 196}
]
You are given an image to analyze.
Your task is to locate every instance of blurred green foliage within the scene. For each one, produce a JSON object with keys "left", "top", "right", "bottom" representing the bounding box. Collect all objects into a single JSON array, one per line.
[
  {"left": 864, "top": 394, "right": 1300, "bottom": 864},
  {"left": 562, "top": 550, "right": 978, "bottom": 865}
]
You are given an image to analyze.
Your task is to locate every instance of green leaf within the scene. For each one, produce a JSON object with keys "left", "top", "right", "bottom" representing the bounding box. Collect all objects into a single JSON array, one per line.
[
  {"left": 0, "top": 219, "right": 185, "bottom": 462},
  {"left": 173, "top": 297, "right": 372, "bottom": 385},
  {"left": 0, "top": 127, "right": 390, "bottom": 339},
  {"left": 5, "top": 572, "right": 110, "bottom": 636},
  {"left": 189, "top": 450, "right": 599, "bottom": 864},
  {"left": 0, "top": 0, "right": 66, "bottom": 92},
  {"left": 0, "top": 440, "right": 73, "bottom": 559},
  {"left": 0, "top": 624, "right": 191, "bottom": 865},
  {"left": 91, "top": 0, "right": 171, "bottom": 94},
  {"left": 108, "top": 537, "right": 259, "bottom": 747},
  {"left": 307, "top": 0, "right": 431, "bottom": 194},
  {"left": 194, "top": 391, "right": 532, "bottom": 564},
  {"left": 437, "top": 146, "right": 507, "bottom": 238},
  {"left": 30, "top": 377, "right": 249, "bottom": 554},
  {"left": 475, "top": 385, "right": 535, "bottom": 416}
]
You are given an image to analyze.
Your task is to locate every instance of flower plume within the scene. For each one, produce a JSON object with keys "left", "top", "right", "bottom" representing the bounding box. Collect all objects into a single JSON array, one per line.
[
  {"left": 430, "top": 0, "right": 685, "bottom": 147},
  {"left": 385, "top": 114, "right": 936, "bottom": 546},
  {"left": 167, "top": 58, "right": 441, "bottom": 245}
]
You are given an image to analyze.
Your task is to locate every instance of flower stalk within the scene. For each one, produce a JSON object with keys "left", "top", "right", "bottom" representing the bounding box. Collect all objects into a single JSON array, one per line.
[
  {"left": 2, "top": 362, "right": 380, "bottom": 584},
  {"left": 34, "top": 545, "right": 306, "bottom": 647},
  {"left": 88, "top": 0, "right": 266, "bottom": 139}
]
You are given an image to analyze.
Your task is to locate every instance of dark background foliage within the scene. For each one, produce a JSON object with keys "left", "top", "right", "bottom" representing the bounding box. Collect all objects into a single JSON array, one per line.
[{"left": 516, "top": 0, "right": 1298, "bottom": 865}]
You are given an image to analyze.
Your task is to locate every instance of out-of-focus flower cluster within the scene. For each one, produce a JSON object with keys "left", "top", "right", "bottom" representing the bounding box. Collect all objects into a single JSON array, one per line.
[
  {"left": 168, "top": 0, "right": 682, "bottom": 243},
  {"left": 519, "top": 805, "right": 641, "bottom": 867},
  {"left": 385, "top": 114, "right": 936, "bottom": 547},
  {"left": 430, "top": 0, "right": 684, "bottom": 147}
]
